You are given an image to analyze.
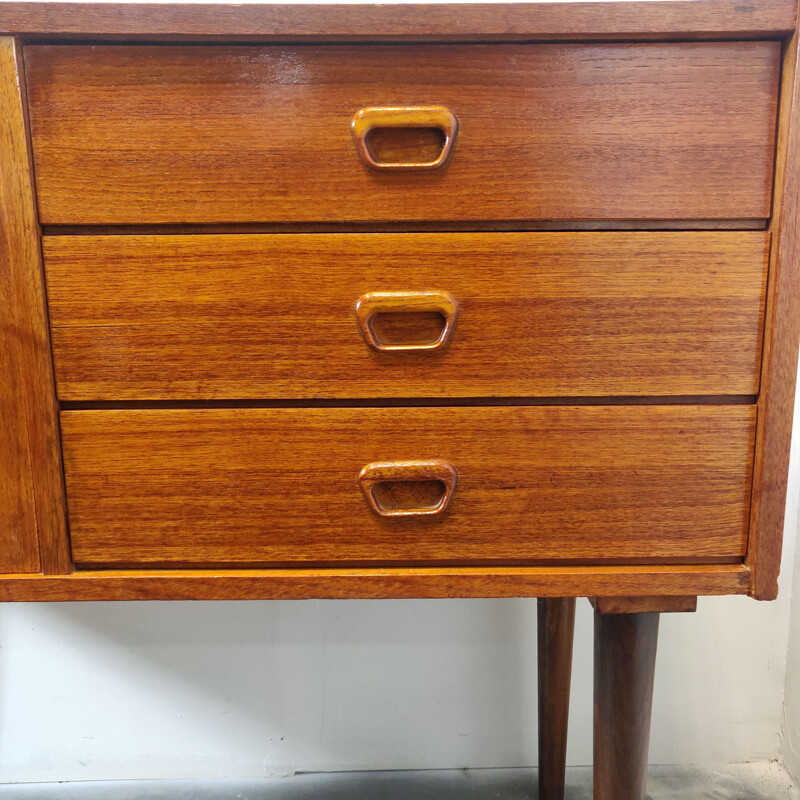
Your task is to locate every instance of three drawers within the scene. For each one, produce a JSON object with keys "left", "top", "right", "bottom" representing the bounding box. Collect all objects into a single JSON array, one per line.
[{"left": 24, "top": 41, "right": 780, "bottom": 570}]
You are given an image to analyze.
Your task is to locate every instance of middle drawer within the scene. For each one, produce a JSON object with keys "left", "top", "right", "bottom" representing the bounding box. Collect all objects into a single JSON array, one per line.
[{"left": 44, "top": 231, "right": 768, "bottom": 400}]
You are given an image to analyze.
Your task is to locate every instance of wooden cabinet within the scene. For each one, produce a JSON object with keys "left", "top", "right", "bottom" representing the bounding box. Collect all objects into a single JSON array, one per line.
[{"left": 1, "top": 2, "right": 799, "bottom": 798}]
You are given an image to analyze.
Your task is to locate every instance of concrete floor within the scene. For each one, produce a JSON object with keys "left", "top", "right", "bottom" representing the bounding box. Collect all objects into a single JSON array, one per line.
[{"left": 1, "top": 765, "right": 798, "bottom": 800}]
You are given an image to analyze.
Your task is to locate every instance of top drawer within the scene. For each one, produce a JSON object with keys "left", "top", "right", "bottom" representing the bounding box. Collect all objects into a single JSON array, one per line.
[{"left": 25, "top": 42, "right": 779, "bottom": 226}]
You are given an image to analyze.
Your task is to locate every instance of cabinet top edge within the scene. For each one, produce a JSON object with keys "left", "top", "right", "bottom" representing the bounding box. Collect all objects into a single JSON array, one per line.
[{"left": 0, "top": 0, "right": 795, "bottom": 40}]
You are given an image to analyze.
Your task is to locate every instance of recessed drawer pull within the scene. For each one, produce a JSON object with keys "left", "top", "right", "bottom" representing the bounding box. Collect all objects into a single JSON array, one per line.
[
  {"left": 351, "top": 106, "right": 459, "bottom": 171},
  {"left": 355, "top": 290, "right": 458, "bottom": 352},
  {"left": 358, "top": 459, "right": 458, "bottom": 518}
]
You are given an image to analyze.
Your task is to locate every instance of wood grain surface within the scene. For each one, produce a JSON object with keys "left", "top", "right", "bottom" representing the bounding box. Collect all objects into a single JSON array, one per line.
[
  {"left": 538, "top": 597, "right": 576, "bottom": 800},
  {"left": 593, "top": 611, "right": 659, "bottom": 800},
  {"left": 61, "top": 405, "right": 756, "bottom": 568},
  {"left": 592, "top": 595, "right": 697, "bottom": 614},
  {"left": 351, "top": 106, "right": 458, "bottom": 170},
  {"left": 748, "top": 29, "right": 800, "bottom": 600},
  {"left": 0, "top": 38, "right": 70, "bottom": 575},
  {"left": 25, "top": 42, "right": 780, "bottom": 225},
  {"left": 44, "top": 232, "right": 769, "bottom": 400},
  {"left": 0, "top": 1, "right": 796, "bottom": 39},
  {"left": 0, "top": 565, "right": 751, "bottom": 602}
]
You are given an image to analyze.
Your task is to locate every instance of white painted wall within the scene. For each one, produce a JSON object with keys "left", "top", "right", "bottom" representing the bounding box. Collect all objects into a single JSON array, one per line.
[
  {"left": 782, "top": 373, "right": 800, "bottom": 783},
  {"left": 1, "top": 381, "right": 799, "bottom": 782},
  {"left": 783, "top": 543, "right": 800, "bottom": 782},
  {"left": 0, "top": 578, "right": 797, "bottom": 781}
]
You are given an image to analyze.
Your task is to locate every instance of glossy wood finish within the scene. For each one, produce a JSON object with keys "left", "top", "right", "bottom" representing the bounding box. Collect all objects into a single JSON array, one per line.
[
  {"left": 25, "top": 43, "right": 780, "bottom": 225},
  {"left": 354, "top": 290, "right": 459, "bottom": 353},
  {"left": 43, "top": 232, "right": 769, "bottom": 400},
  {"left": 0, "top": 565, "right": 751, "bottom": 603},
  {"left": 593, "top": 611, "right": 660, "bottom": 800},
  {"left": 358, "top": 459, "right": 458, "bottom": 518},
  {"left": 0, "top": 37, "right": 69, "bottom": 575},
  {"left": 748, "top": 30, "right": 800, "bottom": 600},
  {"left": 60, "top": 405, "right": 756, "bottom": 568},
  {"left": 0, "top": 0, "right": 795, "bottom": 609},
  {"left": 0, "top": 38, "right": 40, "bottom": 574},
  {"left": 351, "top": 106, "right": 458, "bottom": 171},
  {"left": 0, "top": 1, "right": 794, "bottom": 39},
  {"left": 538, "top": 597, "right": 575, "bottom": 800}
]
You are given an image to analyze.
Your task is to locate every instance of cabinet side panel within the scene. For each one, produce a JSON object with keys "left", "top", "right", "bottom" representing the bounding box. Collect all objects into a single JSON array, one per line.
[
  {"left": 0, "top": 305, "right": 39, "bottom": 571},
  {"left": 0, "top": 37, "right": 69, "bottom": 574},
  {"left": 748, "top": 31, "right": 800, "bottom": 600}
]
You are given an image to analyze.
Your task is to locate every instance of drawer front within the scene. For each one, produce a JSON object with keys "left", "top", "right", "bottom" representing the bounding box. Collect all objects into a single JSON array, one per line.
[
  {"left": 62, "top": 405, "right": 756, "bottom": 567},
  {"left": 45, "top": 232, "right": 768, "bottom": 400},
  {"left": 26, "top": 42, "right": 779, "bottom": 225}
]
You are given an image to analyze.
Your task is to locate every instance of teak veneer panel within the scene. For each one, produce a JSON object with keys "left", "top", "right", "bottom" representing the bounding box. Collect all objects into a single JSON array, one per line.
[
  {"left": 0, "top": 38, "right": 69, "bottom": 575},
  {"left": 0, "top": 565, "right": 751, "bottom": 603},
  {"left": 61, "top": 405, "right": 756, "bottom": 568},
  {"left": 25, "top": 42, "right": 780, "bottom": 225},
  {"left": 0, "top": 38, "right": 40, "bottom": 574},
  {"left": 748, "top": 28, "right": 800, "bottom": 600},
  {"left": 44, "top": 232, "right": 769, "bottom": 401},
  {"left": 0, "top": 1, "right": 795, "bottom": 39}
]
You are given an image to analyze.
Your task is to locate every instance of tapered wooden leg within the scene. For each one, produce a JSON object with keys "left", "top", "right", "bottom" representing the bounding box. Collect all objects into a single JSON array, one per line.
[
  {"left": 593, "top": 610, "right": 659, "bottom": 800},
  {"left": 537, "top": 597, "right": 576, "bottom": 800}
]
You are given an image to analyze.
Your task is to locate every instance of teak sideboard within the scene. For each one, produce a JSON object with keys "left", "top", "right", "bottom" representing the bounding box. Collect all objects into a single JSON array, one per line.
[{"left": 1, "top": 1, "right": 799, "bottom": 797}]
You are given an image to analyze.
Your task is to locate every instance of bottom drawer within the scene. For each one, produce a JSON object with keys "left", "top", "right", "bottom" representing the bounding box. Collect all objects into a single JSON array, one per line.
[{"left": 61, "top": 405, "right": 756, "bottom": 567}]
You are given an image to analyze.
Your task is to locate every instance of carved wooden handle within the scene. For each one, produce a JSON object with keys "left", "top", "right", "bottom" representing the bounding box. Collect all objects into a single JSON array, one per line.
[
  {"left": 351, "top": 106, "right": 459, "bottom": 170},
  {"left": 358, "top": 459, "right": 458, "bottom": 518},
  {"left": 354, "top": 290, "right": 458, "bottom": 352}
]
